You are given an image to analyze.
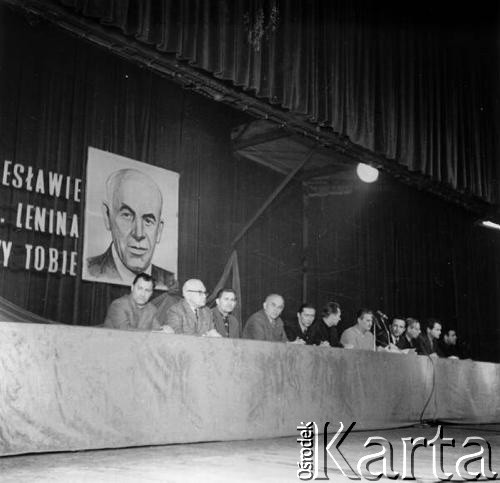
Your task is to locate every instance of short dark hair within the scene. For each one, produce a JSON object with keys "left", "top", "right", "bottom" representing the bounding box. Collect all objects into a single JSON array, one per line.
[
  {"left": 321, "top": 301, "right": 340, "bottom": 318},
  {"left": 424, "top": 317, "right": 442, "bottom": 331},
  {"left": 216, "top": 288, "right": 236, "bottom": 299},
  {"left": 405, "top": 317, "right": 420, "bottom": 329},
  {"left": 391, "top": 317, "right": 406, "bottom": 327},
  {"left": 132, "top": 272, "right": 155, "bottom": 288},
  {"left": 356, "top": 308, "right": 373, "bottom": 319},
  {"left": 298, "top": 302, "right": 316, "bottom": 314}
]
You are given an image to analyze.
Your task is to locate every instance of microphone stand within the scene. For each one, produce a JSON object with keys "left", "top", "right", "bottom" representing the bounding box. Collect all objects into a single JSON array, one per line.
[
  {"left": 374, "top": 312, "right": 390, "bottom": 350},
  {"left": 373, "top": 317, "right": 377, "bottom": 351}
]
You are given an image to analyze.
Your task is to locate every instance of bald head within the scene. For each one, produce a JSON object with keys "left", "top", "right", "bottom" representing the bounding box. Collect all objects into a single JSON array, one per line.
[
  {"left": 106, "top": 169, "right": 163, "bottom": 207},
  {"left": 263, "top": 294, "right": 284, "bottom": 321},
  {"left": 103, "top": 168, "right": 164, "bottom": 273},
  {"left": 182, "top": 279, "right": 207, "bottom": 309}
]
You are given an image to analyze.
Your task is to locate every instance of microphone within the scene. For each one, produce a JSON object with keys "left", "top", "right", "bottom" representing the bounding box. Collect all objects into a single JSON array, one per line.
[{"left": 376, "top": 310, "right": 389, "bottom": 320}]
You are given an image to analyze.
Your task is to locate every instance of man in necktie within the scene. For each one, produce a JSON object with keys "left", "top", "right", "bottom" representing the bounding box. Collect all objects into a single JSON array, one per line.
[
  {"left": 211, "top": 288, "right": 241, "bottom": 338},
  {"left": 162, "top": 278, "right": 221, "bottom": 337},
  {"left": 284, "top": 303, "right": 316, "bottom": 343},
  {"left": 377, "top": 316, "right": 406, "bottom": 352},
  {"left": 390, "top": 317, "right": 406, "bottom": 346}
]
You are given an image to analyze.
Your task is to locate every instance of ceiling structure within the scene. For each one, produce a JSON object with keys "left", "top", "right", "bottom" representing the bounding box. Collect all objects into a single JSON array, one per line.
[
  {"left": 231, "top": 120, "right": 358, "bottom": 197},
  {"left": 4, "top": 0, "right": 499, "bottom": 217},
  {"left": 230, "top": 119, "right": 497, "bottom": 209}
]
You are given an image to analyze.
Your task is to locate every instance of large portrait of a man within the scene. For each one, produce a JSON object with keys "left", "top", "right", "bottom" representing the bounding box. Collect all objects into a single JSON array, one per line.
[{"left": 82, "top": 147, "right": 179, "bottom": 291}]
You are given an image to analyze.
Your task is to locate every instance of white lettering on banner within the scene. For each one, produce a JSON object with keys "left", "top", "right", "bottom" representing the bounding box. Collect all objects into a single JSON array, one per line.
[
  {"left": 2, "top": 160, "right": 82, "bottom": 278},
  {"left": 15, "top": 203, "right": 79, "bottom": 238},
  {"left": 25, "top": 244, "right": 77, "bottom": 276},
  {"left": 2, "top": 160, "right": 81, "bottom": 202},
  {"left": 0, "top": 240, "right": 12, "bottom": 267}
]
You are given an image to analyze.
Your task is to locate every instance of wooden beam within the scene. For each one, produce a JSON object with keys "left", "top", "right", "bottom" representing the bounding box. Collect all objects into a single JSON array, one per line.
[
  {"left": 232, "top": 128, "right": 292, "bottom": 151},
  {"left": 300, "top": 164, "right": 350, "bottom": 181},
  {"left": 230, "top": 150, "right": 314, "bottom": 248}
]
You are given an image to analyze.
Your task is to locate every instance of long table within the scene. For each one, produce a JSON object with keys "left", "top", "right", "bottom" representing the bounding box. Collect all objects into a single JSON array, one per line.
[{"left": 1, "top": 322, "right": 499, "bottom": 456}]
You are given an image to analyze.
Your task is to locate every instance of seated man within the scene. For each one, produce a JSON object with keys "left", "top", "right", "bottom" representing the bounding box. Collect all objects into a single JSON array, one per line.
[
  {"left": 378, "top": 317, "right": 406, "bottom": 352},
  {"left": 104, "top": 273, "right": 172, "bottom": 331},
  {"left": 285, "top": 303, "right": 316, "bottom": 343},
  {"left": 308, "top": 301, "right": 342, "bottom": 347},
  {"left": 243, "top": 294, "right": 288, "bottom": 342},
  {"left": 440, "top": 328, "right": 471, "bottom": 359},
  {"left": 163, "top": 279, "right": 221, "bottom": 337},
  {"left": 397, "top": 317, "right": 422, "bottom": 352},
  {"left": 419, "top": 318, "right": 444, "bottom": 357},
  {"left": 340, "top": 308, "right": 374, "bottom": 350},
  {"left": 211, "top": 288, "right": 241, "bottom": 338}
]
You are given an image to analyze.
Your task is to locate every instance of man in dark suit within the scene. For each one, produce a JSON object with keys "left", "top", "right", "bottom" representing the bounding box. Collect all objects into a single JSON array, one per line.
[
  {"left": 440, "top": 328, "right": 471, "bottom": 359},
  {"left": 397, "top": 317, "right": 422, "bottom": 352},
  {"left": 377, "top": 317, "right": 406, "bottom": 351},
  {"left": 308, "top": 301, "right": 342, "bottom": 347},
  {"left": 285, "top": 303, "right": 316, "bottom": 343},
  {"left": 211, "top": 288, "right": 241, "bottom": 338},
  {"left": 419, "top": 318, "right": 444, "bottom": 357},
  {"left": 86, "top": 168, "right": 176, "bottom": 291}
]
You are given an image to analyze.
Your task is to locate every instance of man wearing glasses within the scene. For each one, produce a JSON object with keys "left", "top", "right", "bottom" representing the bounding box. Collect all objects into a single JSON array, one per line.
[{"left": 162, "top": 279, "right": 221, "bottom": 337}]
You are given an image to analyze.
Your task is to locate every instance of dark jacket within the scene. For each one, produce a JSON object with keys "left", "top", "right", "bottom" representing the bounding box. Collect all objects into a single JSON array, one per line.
[
  {"left": 87, "top": 244, "right": 176, "bottom": 291},
  {"left": 307, "top": 319, "right": 340, "bottom": 347},
  {"left": 211, "top": 307, "right": 241, "bottom": 338}
]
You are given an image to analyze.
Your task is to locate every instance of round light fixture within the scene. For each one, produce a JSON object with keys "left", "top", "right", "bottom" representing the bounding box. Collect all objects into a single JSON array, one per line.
[{"left": 356, "top": 163, "right": 379, "bottom": 183}]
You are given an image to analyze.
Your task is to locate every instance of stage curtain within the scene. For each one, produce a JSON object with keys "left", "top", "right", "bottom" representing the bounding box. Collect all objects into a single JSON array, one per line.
[
  {"left": 44, "top": 0, "right": 500, "bottom": 203},
  {"left": 306, "top": 179, "right": 500, "bottom": 363},
  {"left": 0, "top": 5, "right": 303, "bottom": 327}
]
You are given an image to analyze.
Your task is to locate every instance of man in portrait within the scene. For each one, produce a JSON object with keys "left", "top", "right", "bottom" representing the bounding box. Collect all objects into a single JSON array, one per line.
[{"left": 87, "top": 168, "right": 176, "bottom": 291}]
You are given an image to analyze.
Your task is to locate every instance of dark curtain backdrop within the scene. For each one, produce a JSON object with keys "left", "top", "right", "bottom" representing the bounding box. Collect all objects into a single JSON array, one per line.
[
  {"left": 0, "top": 5, "right": 303, "bottom": 325},
  {"left": 307, "top": 178, "right": 500, "bottom": 362},
  {"left": 43, "top": 0, "right": 500, "bottom": 203}
]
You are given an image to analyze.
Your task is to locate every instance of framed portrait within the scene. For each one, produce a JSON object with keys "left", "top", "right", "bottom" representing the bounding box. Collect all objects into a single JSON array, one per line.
[{"left": 82, "top": 147, "right": 179, "bottom": 290}]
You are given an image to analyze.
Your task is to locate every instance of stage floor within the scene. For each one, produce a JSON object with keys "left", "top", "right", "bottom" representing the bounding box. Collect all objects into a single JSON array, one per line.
[{"left": 1, "top": 424, "right": 499, "bottom": 482}]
